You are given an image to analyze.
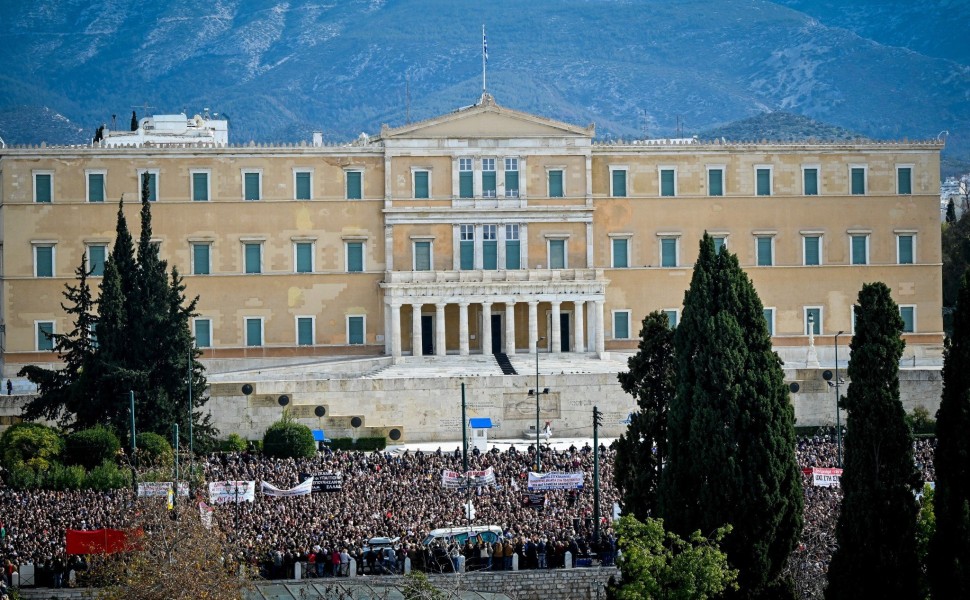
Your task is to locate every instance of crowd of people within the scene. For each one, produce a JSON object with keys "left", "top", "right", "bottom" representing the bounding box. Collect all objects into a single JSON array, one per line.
[{"left": 0, "top": 434, "right": 936, "bottom": 597}]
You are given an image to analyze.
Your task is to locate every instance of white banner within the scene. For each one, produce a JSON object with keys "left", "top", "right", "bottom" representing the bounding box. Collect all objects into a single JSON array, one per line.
[
  {"left": 138, "top": 482, "right": 189, "bottom": 498},
  {"left": 261, "top": 478, "right": 314, "bottom": 497},
  {"left": 199, "top": 501, "right": 214, "bottom": 530},
  {"left": 812, "top": 467, "right": 843, "bottom": 488},
  {"left": 527, "top": 471, "right": 585, "bottom": 491},
  {"left": 208, "top": 481, "right": 256, "bottom": 504},
  {"left": 441, "top": 467, "right": 496, "bottom": 489}
]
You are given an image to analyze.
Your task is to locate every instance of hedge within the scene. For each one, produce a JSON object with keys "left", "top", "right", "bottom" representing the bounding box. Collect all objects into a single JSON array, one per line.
[
  {"left": 136, "top": 432, "right": 173, "bottom": 466},
  {"left": 263, "top": 417, "right": 315, "bottom": 459}
]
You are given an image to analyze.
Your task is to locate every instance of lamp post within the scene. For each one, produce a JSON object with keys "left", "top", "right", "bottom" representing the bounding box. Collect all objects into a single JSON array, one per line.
[
  {"left": 834, "top": 330, "right": 845, "bottom": 468},
  {"left": 528, "top": 337, "right": 550, "bottom": 472}
]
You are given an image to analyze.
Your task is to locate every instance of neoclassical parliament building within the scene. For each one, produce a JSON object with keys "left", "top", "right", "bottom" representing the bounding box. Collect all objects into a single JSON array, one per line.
[{"left": 0, "top": 95, "right": 944, "bottom": 397}]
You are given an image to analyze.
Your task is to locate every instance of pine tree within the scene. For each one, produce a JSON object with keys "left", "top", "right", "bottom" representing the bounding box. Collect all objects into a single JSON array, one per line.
[
  {"left": 826, "top": 282, "right": 921, "bottom": 599},
  {"left": 928, "top": 272, "right": 970, "bottom": 597},
  {"left": 660, "top": 233, "right": 802, "bottom": 597},
  {"left": 615, "top": 311, "right": 674, "bottom": 520}
]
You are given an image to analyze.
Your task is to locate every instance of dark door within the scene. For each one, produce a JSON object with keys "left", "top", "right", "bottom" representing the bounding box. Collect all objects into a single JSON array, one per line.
[
  {"left": 421, "top": 315, "right": 434, "bottom": 355},
  {"left": 491, "top": 314, "right": 503, "bottom": 354},
  {"left": 560, "top": 314, "right": 571, "bottom": 352}
]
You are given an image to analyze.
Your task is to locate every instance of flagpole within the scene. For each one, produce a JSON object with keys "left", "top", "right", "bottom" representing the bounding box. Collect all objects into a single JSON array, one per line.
[{"left": 482, "top": 24, "right": 487, "bottom": 95}]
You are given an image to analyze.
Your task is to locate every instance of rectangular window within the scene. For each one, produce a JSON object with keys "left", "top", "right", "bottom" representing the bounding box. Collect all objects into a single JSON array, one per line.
[
  {"left": 756, "top": 167, "right": 772, "bottom": 196},
  {"left": 34, "top": 172, "right": 52, "bottom": 203},
  {"left": 244, "top": 242, "right": 262, "bottom": 274},
  {"left": 138, "top": 171, "right": 157, "bottom": 202},
  {"left": 346, "top": 241, "right": 364, "bottom": 273},
  {"left": 88, "top": 172, "right": 105, "bottom": 203},
  {"left": 482, "top": 158, "right": 496, "bottom": 197},
  {"left": 36, "top": 321, "right": 55, "bottom": 351},
  {"left": 897, "top": 234, "right": 914, "bottom": 265},
  {"left": 414, "top": 241, "right": 432, "bottom": 271},
  {"left": 803, "top": 167, "right": 819, "bottom": 196},
  {"left": 245, "top": 317, "right": 263, "bottom": 347},
  {"left": 611, "top": 168, "right": 627, "bottom": 197},
  {"left": 897, "top": 166, "right": 913, "bottom": 195},
  {"left": 482, "top": 225, "right": 497, "bottom": 270},
  {"left": 192, "top": 171, "right": 209, "bottom": 201},
  {"left": 243, "top": 171, "right": 261, "bottom": 201},
  {"left": 708, "top": 168, "right": 723, "bottom": 197},
  {"left": 660, "top": 238, "right": 678, "bottom": 268},
  {"left": 900, "top": 306, "right": 915, "bottom": 333},
  {"left": 613, "top": 311, "right": 631, "bottom": 340},
  {"left": 460, "top": 225, "right": 474, "bottom": 270},
  {"left": 712, "top": 236, "right": 727, "bottom": 255},
  {"left": 763, "top": 308, "right": 775, "bottom": 336},
  {"left": 549, "top": 239, "right": 566, "bottom": 269},
  {"left": 851, "top": 234, "right": 868, "bottom": 265},
  {"left": 662, "top": 309, "right": 679, "bottom": 328},
  {"left": 194, "top": 319, "right": 211, "bottom": 348},
  {"left": 504, "top": 158, "right": 519, "bottom": 197},
  {"left": 459, "top": 158, "right": 473, "bottom": 198},
  {"left": 34, "top": 244, "right": 54, "bottom": 278},
  {"left": 756, "top": 237, "right": 773, "bottom": 266},
  {"left": 88, "top": 244, "right": 107, "bottom": 276},
  {"left": 505, "top": 224, "right": 520, "bottom": 269},
  {"left": 612, "top": 238, "right": 629, "bottom": 268},
  {"left": 851, "top": 167, "right": 866, "bottom": 195},
  {"left": 805, "top": 307, "right": 822, "bottom": 335},
  {"left": 295, "top": 242, "right": 313, "bottom": 273},
  {"left": 192, "top": 243, "right": 210, "bottom": 275},
  {"left": 548, "top": 170, "right": 564, "bottom": 198},
  {"left": 803, "top": 236, "right": 821, "bottom": 266},
  {"left": 346, "top": 171, "right": 362, "bottom": 200},
  {"left": 347, "top": 315, "right": 365, "bottom": 345},
  {"left": 413, "top": 170, "right": 429, "bottom": 199},
  {"left": 660, "top": 168, "right": 675, "bottom": 197},
  {"left": 295, "top": 171, "right": 312, "bottom": 200},
  {"left": 297, "top": 317, "right": 314, "bottom": 346}
]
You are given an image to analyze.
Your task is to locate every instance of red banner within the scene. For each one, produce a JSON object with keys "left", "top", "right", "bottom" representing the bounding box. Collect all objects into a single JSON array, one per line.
[{"left": 66, "top": 529, "right": 135, "bottom": 555}]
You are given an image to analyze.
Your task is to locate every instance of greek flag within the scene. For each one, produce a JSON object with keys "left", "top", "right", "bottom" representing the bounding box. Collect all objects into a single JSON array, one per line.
[{"left": 483, "top": 25, "right": 488, "bottom": 63}]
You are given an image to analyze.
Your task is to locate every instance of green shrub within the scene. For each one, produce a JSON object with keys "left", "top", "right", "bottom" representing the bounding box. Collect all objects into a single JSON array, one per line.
[
  {"left": 905, "top": 406, "right": 936, "bottom": 435},
  {"left": 262, "top": 412, "right": 315, "bottom": 459},
  {"left": 136, "top": 432, "right": 173, "bottom": 466},
  {"left": 220, "top": 433, "right": 248, "bottom": 453},
  {"left": 5, "top": 462, "right": 38, "bottom": 489},
  {"left": 44, "top": 463, "right": 86, "bottom": 490},
  {"left": 0, "top": 422, "right": 63, "bottom": 471},
  {"left": 327, "top": 436, "right": 387, "bottom": 451},
  {"left": 85, "top": 459, "right": 132, "bottom": 491},
  {"left": 64, "top": 426, "right": 121, "bottom": 470}
]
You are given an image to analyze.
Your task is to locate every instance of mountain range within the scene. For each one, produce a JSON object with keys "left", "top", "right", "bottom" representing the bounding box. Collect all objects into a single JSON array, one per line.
[{"left": 1, "top": 0, "right": 968, "bottom": 175}]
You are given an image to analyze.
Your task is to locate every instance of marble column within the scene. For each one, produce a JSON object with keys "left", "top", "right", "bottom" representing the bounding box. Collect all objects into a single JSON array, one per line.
[
  {"left": 550, "top": 300, "right": 562, "bottom": 353},
  {"left": 459, "top": 302, "right": 470, "bottom": 356},
  {"left": 595, "top": 299, "right": 606, "bottom": 356},
  {"left": 482, "top": 302, "right": 493, "bottom": 354},
  {"left": 574, "top": 300, "right": 586, "bottom": 353},
  {"left": 528, "top": 301, "right": 539, "bottom": 353},
  {"left": 435, "top": 303, "right": 447, "bottom": 356},
  {"left": 505, "top": 301, "right": 516, "bottom": 355},
  {"left": 411, "top": 303, "right": 422, "bottom": 356},
  {"left": 390, "top": 303, "right": 402, "bottom": 359}
]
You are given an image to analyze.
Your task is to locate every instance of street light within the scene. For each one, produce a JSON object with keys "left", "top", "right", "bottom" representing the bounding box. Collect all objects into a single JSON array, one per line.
[
  {"left": 528, "top": 337, "right": 550, "bottom": 472},
  {"left": 832, "top": 331, "right": 845, "bottom": 467}
]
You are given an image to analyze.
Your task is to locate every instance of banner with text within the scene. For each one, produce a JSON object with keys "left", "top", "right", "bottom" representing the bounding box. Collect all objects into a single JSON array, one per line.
[
  {"left": 441, "top": 467, "right": 496, "bottom": 489},
  {"left": 527, "top": 471, "right": 585, "bottom": 491},
  {"left": 812, "top": 467, "right": 843, "bottom": 488},
  {"left": 521, "top": 493, "right": 547, "bottom": 509},
  {"left": 208, "top": 481, "right": 256, "bottom": 504},
  {"left": 199, "top": 501, "right": 214, "bottom": 530},
  {"left": 299, "top": 472, "right": 343, "bottom": 493},
  {"left": 137, "top": 482, "right": 189, "bottom": 498},
  {"left": 261, "top": 478, "right": 314, "bottom": 497}
]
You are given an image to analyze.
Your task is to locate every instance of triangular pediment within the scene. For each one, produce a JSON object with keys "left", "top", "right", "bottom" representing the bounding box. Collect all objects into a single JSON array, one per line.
[{"left": 380, "top": 94, "right": 594, "bottom": 140}]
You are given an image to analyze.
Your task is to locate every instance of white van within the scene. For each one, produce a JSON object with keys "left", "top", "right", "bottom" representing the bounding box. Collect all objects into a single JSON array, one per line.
[{"left": 421, "top": 525, "right": 503, "bottom": 547}]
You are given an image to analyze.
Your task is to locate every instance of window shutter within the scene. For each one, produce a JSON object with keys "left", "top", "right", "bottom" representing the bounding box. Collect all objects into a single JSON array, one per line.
[
  {"left": 757, "top": 238, "right": 772, "bottom": 266},
  {"left": 346, "top": 171, "right": 362, "bottom": 199},
  {"left": 89, "top": 174, "right": 105, "bottom": 202},
  {"left": 246, "top": 319, "right": 262, "bottom": 346},
  {"left": 804, "top": 237, "right": 820, "bottom": 266},
  {"left": 898, "top": 168, "right": 912, "bottom": 195},
  {"left": 550, "top": 240, "right": 565, "bottom": 269},
  {"left": 348, "top": 317, "right": 364, "bottom": 344},
  {"left": 482, "top": 171, "right": 496, "bottom": 195},
  {"left": 244, "top": 173, "right": 260, "bottom": 200},
  {"left": 146, "top": 173, "right": 157, "bottom": 201},
  {"left": 852, "top": 236, "right": 867, "bottom": 264},
  {"left": 296, "top": 172, "right": 311, "bottom": 200},
  {"left": 614, "top": 314, "right": 629, "bottom": 339},
  {"left": 38, "top": 322, "right": 54, "bottom": 351},
  {"left": 414, "top": 171, "right": 429, "bottom": 198},
  {"left": 347, "top": 242, "right": 363, "bottom": 272},
  {"left": 661, "top": 170, "right": 675, "bottom": 196},
  {"left": 898, "top": 236, "right": 913, "bottom": 264},
  {"left": 851, "top": 168, "right": 865, "bottom": 194},
  {"left": 193, "top": 172, "right": 208, "bottom": 201},
  {"left": 804, "top": 169, "right": 818, "bottom": 195},
  {"left": 505, "top": 240, "right": 520, "bottom": 269},
  {"left": 661, "top": 239, "right": 676, "bottom": 267},
  {"left": 36, "top": 174, "right": 52, "bottom": 203},
  {"left": 194, "top": 320, "right": 211, "bottom": 348},
  {"left": 415, "top": 242, "right": 431, "bottom": 270},
  {"left": 505, "top": 171, "right": 519, "bottom": 195},
  {"left": 193, "top": 244, "right": 209, "bottom": 275},
  {"left": 460, "top": 241, "right": 474, "bottom": 270},
  {"left": 297, "top": 318, "right": 313, "bottom": 345},
  {"left": 245, "top": 243, "right": 261, "bottom": 273},
  {"left": 36, "top": 246, "right": 53, "bottom": 277},
  {"left": 89, "top": 245, "right": 106, "bottom": 276},
  {"left": 296, "top": 243, "right": 312, "bottom": 273},
  {"left": 756, "top": 169, "right": 771, "bottom": 196},
  {"left": 612, "top": 170, "right": 627, "bottom": 197},
  {"left": 459, "top": 172, "right": 473, "bottom": 198},
  {"left": 549, "top": 171, "right": 564, "bottom": 197},
  {"left": 612, "top": 239, "right": 628, "bottom": 268},
  {"left": 483, "top": 241, "right": 497, "bottom": 270},
  {"left": 708, "top": 170, "right": 723, "bottom": 196}
]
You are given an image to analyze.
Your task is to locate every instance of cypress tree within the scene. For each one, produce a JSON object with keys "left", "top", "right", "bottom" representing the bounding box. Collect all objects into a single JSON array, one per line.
[
  {"left": 946, "top": 198, "right": 957, "bottom": 224},
  {"left": 928, "top": 272, "right": 970, "bottom": 597},
  {"left": 615, "top": 311, "right": 674, "bottom": 520},
  {"left": 661, "top": 233, "right": 802, "bottom": 596},
  {"left": 826, "top": 282, "right": 921, "bottom": 599}
]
